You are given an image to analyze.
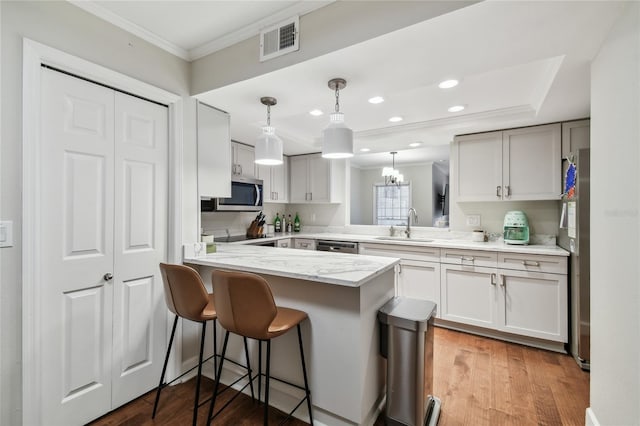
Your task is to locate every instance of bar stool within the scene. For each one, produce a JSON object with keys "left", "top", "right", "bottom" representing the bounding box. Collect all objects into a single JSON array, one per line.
[
  {"left": 206, "top": 269, "right": 313, "bottom": 426},
  {"left": 154, "top": 263, "right": 254, "bottom": 426}
]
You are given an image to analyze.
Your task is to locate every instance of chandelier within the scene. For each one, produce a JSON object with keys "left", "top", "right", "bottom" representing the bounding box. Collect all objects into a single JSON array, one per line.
[{"left": 382, "top": 151, "right": 404, "bottom": 186}]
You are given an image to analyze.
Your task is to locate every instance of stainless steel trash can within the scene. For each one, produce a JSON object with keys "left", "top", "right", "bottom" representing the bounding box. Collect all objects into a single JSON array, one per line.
[{"left": 378, "top": 297, "right": 441, "bottom": 426}]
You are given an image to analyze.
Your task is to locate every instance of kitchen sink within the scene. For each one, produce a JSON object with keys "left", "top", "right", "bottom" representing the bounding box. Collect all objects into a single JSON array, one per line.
[{"left": 374, "top": 236, "right": 434, "bottom": 243}]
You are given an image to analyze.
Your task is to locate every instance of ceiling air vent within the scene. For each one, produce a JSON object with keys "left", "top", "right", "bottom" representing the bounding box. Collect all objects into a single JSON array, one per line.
[{"left": 260, "top": 16, "right": 299, "bottom": 62}]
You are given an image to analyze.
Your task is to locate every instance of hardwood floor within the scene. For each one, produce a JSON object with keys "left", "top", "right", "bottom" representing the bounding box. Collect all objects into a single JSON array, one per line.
[{"left": 90, "top": 327, "right": 589, "bottom": 425}]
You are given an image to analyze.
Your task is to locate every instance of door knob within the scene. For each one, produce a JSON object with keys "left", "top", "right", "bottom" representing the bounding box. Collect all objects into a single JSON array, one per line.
[{"left": 103, "top": 273, "right": 113, "bottom": 281}]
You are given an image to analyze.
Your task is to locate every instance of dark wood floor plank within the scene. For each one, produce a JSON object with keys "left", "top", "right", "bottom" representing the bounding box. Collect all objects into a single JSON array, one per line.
[{"left": 91, "top": 327, "right": 589, "bottom": 426}]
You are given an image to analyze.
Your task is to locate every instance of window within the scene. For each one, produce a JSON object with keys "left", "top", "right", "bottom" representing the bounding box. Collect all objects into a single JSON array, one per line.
[{"left": 373, "top": 183, "right": 411, "bottom": 225}]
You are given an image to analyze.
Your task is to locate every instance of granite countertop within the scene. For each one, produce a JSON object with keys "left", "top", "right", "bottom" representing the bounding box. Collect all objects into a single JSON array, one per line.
[
  {"left": 232, "top": 233, "right": 569, "bottom": 257},
  {"left": 183, "top": 244, "right": 399, "bottom": 288}
]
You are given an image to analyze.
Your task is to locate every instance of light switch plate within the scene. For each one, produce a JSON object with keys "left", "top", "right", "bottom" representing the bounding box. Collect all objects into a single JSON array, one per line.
[
  {"left": 466, "top": 215, "right": 481, "bottom": 227},
  {"left": 0, "top": 221, "right": 13, "bottom": 248}
]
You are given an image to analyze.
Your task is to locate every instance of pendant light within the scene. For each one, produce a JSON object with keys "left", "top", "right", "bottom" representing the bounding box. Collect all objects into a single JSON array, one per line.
[
  {"left": 382, "top": 151, "right": 404, "bottom": 186},
  {"left": 322, "top": 78, "right": 354, "bottom": 159},
  {"left": 255, "top": 96, "right": 283, "bottom": 165}
]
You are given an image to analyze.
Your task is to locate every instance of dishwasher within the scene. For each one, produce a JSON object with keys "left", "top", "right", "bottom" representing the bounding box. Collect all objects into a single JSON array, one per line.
[{"left": 316, "top": 240, "right": 359, "bottom": 254}]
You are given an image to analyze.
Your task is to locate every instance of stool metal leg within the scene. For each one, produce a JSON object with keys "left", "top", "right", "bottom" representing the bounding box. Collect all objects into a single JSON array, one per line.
[
  {"left": 207, "top": 331, "right": 230, "bottom": 426},
  {"left": 264, "top": 339, "right": 271, "bottom": 426},
  {"left": 152, "top": 314, "right": 179, "bottom": 418},
  {"left": 243, "top": 336, "right": 255, "bottom": 401},
  {"left": 193, "top": 321, "right": 207, "bottom": 426},
  {"left": 297, "top": 324, "right": 314, "bottom": 425},
  {"left": 258, "top": 340, "right": 262, "bottom": 402},
  {"left": 213, "top": 318, "right": 218, "bottom": 380}
]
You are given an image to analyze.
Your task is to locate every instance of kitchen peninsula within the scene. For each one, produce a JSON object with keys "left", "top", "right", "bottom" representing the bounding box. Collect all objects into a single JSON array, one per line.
[{"left": 183, "top": 245, "right": 399, "bottom": 426}]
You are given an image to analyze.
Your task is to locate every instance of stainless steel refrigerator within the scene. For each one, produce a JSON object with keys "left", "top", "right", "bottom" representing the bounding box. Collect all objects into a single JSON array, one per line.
[{"left": 558, "top": 148, "right": 590, "bottom": 370}]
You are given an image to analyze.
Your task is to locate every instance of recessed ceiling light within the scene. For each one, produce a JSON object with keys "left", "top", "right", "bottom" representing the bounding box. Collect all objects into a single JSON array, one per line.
[
  {"left": 409, "top": 142, "right": 422, "bottom": 148},
  {"left": 389, "top": 116, "right": 403, "bottom": 123},
  {"left": 309, "top": 109, "right": 323, "bottom": 116},
  {"left": 360, "top": 148, "right": 371, "bottom": 152},
  {"left": 438, "top": 79, "right": 459, "bottom": 89},
  {"left": 368, "top": 96, "right": 384, "bottom": 104},
  {"left": 448, "top": 105, "right": 465, "bottom": 113}
]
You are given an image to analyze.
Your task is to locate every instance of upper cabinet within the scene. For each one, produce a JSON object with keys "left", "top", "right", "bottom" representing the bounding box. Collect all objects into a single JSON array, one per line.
[
  {"left": 231, "top": 141, "right": 257, "bottom": 179},
  {"left": 453, "top": 123, "right": 561, "bottom": 202},
  {"left": 289, "top": 154, "right": 344, "bottom": 203},
  {"left": 257, "top": 156, "right": 289, "bottom": 203},
  {"left": 197, "top": 102, "right": 231, "bottom": 198},
  {"left": 561, "top": 119, "right": 590, "bottom": 157}
]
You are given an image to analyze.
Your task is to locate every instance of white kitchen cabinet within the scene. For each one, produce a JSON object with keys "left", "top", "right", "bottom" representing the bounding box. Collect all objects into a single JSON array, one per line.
[
  {"left": 276, "top": 238, "right": 292, "bottom": 248},
  {"left": 257, "top": 156, "right": 288, "bottom": 203},
  {"left": 440, "top": 264, "right": 497, "bottom": 328},
  {"left": 496, "top": 268, "right": 568, "bottom": 342},
  {"left": 496, "top": 252, "right": 568, "bottom": 342},
  {"left": 231, "top": 141, "right": 256, "bottom": 178},
  {"left": 359, "top": 243, "right": 441, "bottom": 317},
  {"left": 453, "top": 123, "right": 561, "bottom": 201},
  {"left": 289, "top": 154, "right": 343, "bottom": 203},
  {"left": 294, "top": 238, "right": 316, "bottom": 250},
  {"left": 197, "top": 102, "right": 231, "bottom": 198},
  {"left": 440, "top": 248, "right": 568, "bottom": 343},
  {"left": 561, "top": 119, "right": 590, "bottom": 158}
]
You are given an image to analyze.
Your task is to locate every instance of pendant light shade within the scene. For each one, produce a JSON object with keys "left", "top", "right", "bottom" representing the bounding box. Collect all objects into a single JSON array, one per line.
[
  {"left": 255, "top": 97, "right": 283, "bottom": 165},
  {"left": 322, "top": 78, "right": 354, "bottom": 159}
]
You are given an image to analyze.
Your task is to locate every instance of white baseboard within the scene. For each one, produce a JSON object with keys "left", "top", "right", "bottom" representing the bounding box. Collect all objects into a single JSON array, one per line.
[{"left": 586, "top": 407, "right": 599, "bottom": 426}]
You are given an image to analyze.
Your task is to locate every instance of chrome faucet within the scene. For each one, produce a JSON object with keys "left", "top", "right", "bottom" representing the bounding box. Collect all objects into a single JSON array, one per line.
[{"left": 405, "top": 208, "right": 418, "bottom": 238}]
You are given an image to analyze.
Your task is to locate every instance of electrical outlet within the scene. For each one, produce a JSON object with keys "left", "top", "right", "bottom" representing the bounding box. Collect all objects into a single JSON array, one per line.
[{"left": 466, "top": 215, "right": 481, "bottom": 227}]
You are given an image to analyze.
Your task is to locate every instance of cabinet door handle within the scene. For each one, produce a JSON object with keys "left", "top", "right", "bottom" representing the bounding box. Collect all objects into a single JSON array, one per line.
[
  {"left": 281, "top": 243, "right": 288, "bottom": 248},
  {"left": 458, "top": 256, "right": 475, "bottom": 262},
  {"left": 309, "top": 192, "right": 312, "bottom": 201},
  {"left": 238, "top": 165, "right": 243, "bottom": 176},
  {"left": 398, "top": 263, "right": 402, "bottom": 274},
  {"left": 490, "top": 273, "right": 496, "bottom": 286},
  {"left": 500, "top": 274, "right": 506, "bottom": 287},
  {"left": 275, "top": 192, "right": 278, "bottom": 201},
  {"left": 496, "top": 186, "right": 502, "bottom": 198},
  {"left": 522, "top": 260, "right": 540, "bottom": 267},
  {"left": 300, "top": 243, "right": 309, "bottom": 248},
  {"left": 505, "top": 185, "right": 511, "bottom": 198},
  {"left": 104, "top": 273, "right": 113, "bottom": 282}
]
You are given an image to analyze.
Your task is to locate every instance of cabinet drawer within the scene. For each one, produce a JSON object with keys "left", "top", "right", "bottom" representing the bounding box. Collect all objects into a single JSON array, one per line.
[
  {"left": 360, "top": 243, "right": 440, "bottom": 262},
  {"left": 276, "top": 238, "right": 292, "bottom": 248},
  {"left": 498, "top": 253, "right": 567, "bottom": 274},
  {"left": 441, "top": 249, "right": 497, "bottom": 268},
  {"left": 294, "top": 238, "right": 316, "bottom": 250}
]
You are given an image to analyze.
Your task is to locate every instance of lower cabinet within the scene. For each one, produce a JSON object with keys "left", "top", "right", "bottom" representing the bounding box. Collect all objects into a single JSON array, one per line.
[
  {"left": 397, "top": 259, "right": 441, "bottom": 318},
  {"left": 440, "top": 264, "right": 497, "bottom": 328},
  {"left": 497, "top": 268, "right": 567, "bottom": 342},
  {"left": 276, "top": 238, "right": 292, "bottom": 248},
  {"left": 440, "top": 249, "right": 568, "bottom": 343},
  {"left": 359, "top": 243, "right": 441, "bottom": 318},
  {"left": 294, "top": 238, "right": 316, "bottom": 250}
]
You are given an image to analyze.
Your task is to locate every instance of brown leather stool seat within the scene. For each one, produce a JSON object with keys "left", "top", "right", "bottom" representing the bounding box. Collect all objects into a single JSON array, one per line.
[
  {"left": 206, "top": 269, "right": 313, "bottom": 425},
  {"left": 154, "top": 263, "right": 254, "bottom": 426}
]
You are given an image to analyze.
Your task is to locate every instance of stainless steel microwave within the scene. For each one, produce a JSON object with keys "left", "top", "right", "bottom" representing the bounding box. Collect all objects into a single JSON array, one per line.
[{"left": 201, "top": 177, "right": 263, "bottom": 212}]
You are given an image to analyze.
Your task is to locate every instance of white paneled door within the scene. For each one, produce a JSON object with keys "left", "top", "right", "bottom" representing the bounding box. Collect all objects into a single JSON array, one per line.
[{"left": 40, "top": 68, "right": 168, "bottom": 425}]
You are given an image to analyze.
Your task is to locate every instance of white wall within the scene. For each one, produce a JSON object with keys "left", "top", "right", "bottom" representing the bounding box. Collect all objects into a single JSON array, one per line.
[
  {"left": 0, "top": 2, "right": 191, "bottom": 424},
  {"left": 589, "top": 2, "right": 640, "bottom": 424}
]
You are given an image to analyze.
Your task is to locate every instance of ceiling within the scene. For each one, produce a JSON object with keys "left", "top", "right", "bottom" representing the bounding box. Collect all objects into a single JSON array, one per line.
[{"left": 71, "top": 1, "right": 626, "bottom": 168}]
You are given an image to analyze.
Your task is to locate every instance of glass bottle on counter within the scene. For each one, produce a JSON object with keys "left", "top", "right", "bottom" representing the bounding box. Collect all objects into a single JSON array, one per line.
[
  {"left": 294, "top": 212, "right": 301, "bottom": 232},
  {"left": 286, "top": 214, "right": 293, "bottom": 233},
  {"left": 274, "top": 212, "right": 282, "bottom": 233}
]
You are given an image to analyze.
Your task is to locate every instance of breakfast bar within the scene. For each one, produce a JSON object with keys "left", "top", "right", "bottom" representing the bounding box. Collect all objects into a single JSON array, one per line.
[{"left": 184, "top": 245, "right": 399, "bottom": 426}]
